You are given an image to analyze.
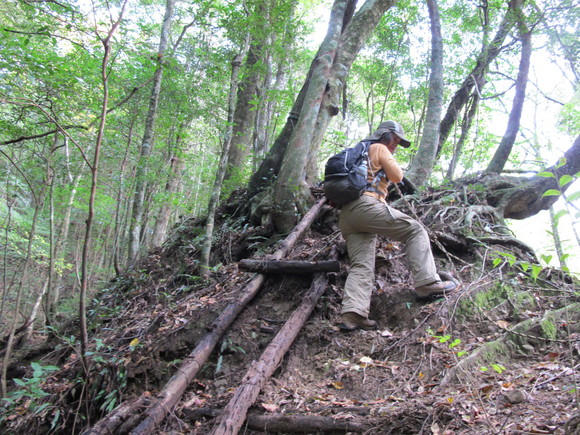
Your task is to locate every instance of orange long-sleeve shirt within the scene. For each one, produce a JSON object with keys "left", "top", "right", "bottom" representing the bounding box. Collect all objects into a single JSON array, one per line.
[{"left": 366, "top": 142, "right": 403, "bottom": 199}]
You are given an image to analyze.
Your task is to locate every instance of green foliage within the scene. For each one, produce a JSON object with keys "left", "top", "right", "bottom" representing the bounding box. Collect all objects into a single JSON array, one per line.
[{"left": 1, "top": 362, "right": 59, "bottom": 425}]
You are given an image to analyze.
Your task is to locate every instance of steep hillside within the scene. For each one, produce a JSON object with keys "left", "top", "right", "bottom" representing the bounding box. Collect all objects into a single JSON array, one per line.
[{"left": 1, "top": 196, "right": 579, "bottom": 434}]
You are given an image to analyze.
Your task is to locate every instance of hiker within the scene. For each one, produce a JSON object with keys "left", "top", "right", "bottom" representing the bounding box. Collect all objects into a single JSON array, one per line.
[{"left": 338, "top": 120, "right": 457, "bottom": 331}]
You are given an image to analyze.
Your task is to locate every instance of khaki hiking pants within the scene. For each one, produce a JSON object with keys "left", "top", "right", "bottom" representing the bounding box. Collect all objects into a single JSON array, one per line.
[{"left": 338, "top": 194, "right": 439, "bottom": 317}]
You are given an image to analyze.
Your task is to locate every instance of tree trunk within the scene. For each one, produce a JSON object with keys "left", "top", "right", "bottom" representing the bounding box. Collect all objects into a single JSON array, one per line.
[
  {"left": 210, "top": 270, "right": 332, "bottom": 435},
  {"left": 549, "top": 206, "right": 567, "bottom": 269},
  {"left": 436, "top": 0, "right": 520, "bottom": 156},
  {"left": 222, "top": 40, "right": 261, "bottom": 188},
  {"left": 152, "top": 124, "right": 187, "bottom": 247},
  {"left": 498, "top": 135, "right": 580, "bottom": 219},
  {"left": 486, "top": 27, "right": 532, "bottom": 173},
  {"left": 49, "top": 172, "right": 82, "bottom": 315},
  {"left": 127, "top": 0, "right": 175, "bottom": 265},
  {"left": 445, "top": 92, "right": 479, "bottom": 181},
  {"left": 199, "top": 42, "right": 249, "bottom": 273},
  {"left": 272, "top": 0, "right": 396, "bottom": 232},
  {"left": 77, "top": 0, "right": 130, "bottom": 373},
  {"left": 1, "top": 197, "right": 43, "bottom": 396},
  {"left": 112, "top": 118, "right": 135, "bottom": 275},
  {"left": 184, "top": 409, "right": 373, "bottom": 433},
  {"left": 406, "top": 0, "right": 444, "bottom": 186}
]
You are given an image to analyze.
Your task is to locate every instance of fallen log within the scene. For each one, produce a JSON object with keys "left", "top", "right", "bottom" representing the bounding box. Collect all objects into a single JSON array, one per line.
[
  {"left": 238, "top": 259, "right": 340, "bottom": 274},
  {"left": 117, "top": 197, "right": 327, "bottom": 435},
  {"left": 183, "top": 408, "right": 373, "bottom": 433},
  {"left": 82, "top": 396, "right": 150, "bottom": 435},
  {"left": 210, "top": 254, "right": 335, "bottom": 435}
]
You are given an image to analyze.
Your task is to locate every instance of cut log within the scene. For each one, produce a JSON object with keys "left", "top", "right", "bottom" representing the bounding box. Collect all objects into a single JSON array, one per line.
[
  {"left": 210, "top": 258, "right": 334, "bottom": 435},
  {"left": 118, "top": 197, "right": 327, "bottom": 435},
  {"left": 183, "top": 408, "right": 373, "bottom": 433},
  {"left": 238, "top": 259, "right": 340, "bottom": 274}
]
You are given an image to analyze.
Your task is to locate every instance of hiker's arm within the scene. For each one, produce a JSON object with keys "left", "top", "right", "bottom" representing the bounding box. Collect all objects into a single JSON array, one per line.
[{"left": 378, "top": 147, "right": 403, "bottom": 183}]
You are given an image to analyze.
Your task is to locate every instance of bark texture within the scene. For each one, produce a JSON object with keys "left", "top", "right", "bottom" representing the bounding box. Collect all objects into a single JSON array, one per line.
[
  {"left": 406, "top": 0, "right": 444, "bottom": 186},
  {"left": 486, "top": 28, "right": 532, "bottom": 173},
  {"left": 238, "top": 259, "right": 340, "bottom": 274},
  {"left": 270, "top": 0, "right": 396, "bottom": 232}
]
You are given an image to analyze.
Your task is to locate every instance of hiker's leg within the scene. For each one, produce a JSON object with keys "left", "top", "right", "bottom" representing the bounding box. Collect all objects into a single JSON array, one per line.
[
  {"left": 340, "top": 232, "right": 377, "bottom": 317},
  {"left": 347, "top": 196, "right": 439, "bottom": 287}
]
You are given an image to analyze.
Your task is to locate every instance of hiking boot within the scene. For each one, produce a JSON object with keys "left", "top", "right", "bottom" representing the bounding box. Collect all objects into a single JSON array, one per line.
[
  {"left": 415, "top": 280, "right": 457, "bottom": 299},
  {"left": 339, "top": 312, "right": 377, "bottom": 331}
]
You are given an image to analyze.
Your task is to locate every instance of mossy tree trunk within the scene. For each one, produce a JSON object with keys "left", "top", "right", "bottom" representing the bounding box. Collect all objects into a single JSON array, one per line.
[{"left": 249, "top": 0, "right": 396, "bottom": 232}]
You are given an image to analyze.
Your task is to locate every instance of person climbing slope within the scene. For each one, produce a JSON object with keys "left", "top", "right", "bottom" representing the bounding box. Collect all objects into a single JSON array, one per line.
[{"left": 337, "top": 120, "right": 458, "bottom": 331}]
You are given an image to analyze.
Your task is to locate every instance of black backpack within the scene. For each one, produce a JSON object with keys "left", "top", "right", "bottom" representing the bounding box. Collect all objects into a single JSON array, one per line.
[{"left": 323, "top": 141, "right": 382, "bottom": 206}]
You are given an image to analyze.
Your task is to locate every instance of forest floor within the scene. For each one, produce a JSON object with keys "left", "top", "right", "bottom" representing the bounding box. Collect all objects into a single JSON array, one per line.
[{"left": 2, "top": 204, "right": 580, "bottom": 434}]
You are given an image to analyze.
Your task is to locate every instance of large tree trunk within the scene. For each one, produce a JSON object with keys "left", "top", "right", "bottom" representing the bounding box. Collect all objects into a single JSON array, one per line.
[
  {"left": 486, "top": 25, "right": 532, "bottom": 173},
  {"left": 222, "top": 41, "right": 261, "bottom": 189},
  {"left": 199, "top": 42, "right": 249, "bottom": 273},
  {"left": 127, "top": 0, "right": 175, "bottom": 265},
  {"left": 405, "top": 0, "right": 444, "bottom": 186},
  {"left": 270, "top": 0, "right": 396, "bottom": 232}
]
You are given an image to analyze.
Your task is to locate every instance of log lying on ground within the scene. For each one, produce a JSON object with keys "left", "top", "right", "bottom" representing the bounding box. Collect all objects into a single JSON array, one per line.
[
  {"left": 83, "top": 396, "right": 150, "bottom": 435},
  {"left": 184, "top": 408, "right": 373, "bottom": 433},
  {"left": 210, "top": 257, "right": 335, "bottom": 435},
  {"left": 238, "top": 259, "right": 340, "bottom": 274},
  {"left": 117, "top": 197, "right": 327, "bottom": 435}
]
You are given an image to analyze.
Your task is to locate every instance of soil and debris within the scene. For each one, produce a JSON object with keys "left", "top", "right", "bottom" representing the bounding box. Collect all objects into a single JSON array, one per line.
[{"left": 1, "top": 196, "right": 579, "bottom": 435}]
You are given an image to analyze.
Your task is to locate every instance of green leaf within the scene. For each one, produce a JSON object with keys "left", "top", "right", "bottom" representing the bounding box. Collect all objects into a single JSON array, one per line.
[
  {"left": 541, "top": 254, "right": 553, "bottom": 265},
  {"left": 558, "top": 175, "right": 573, "bottom": 187},
  {"left": 492, "top": 363, "right": 506, "bottom": 374},
  {"left": 536, "top": 171, "right": 555, "bottom": 178},
  {"left": 13, "top": 378, "right": 26, "bottom": 387},
  {"left": 552, "top": 210, "right": 568, "bottom": 224},
  {"left": 531, "top": 264, "right": 543, "bottom": 280},
  {"left": 520, "top": 262, "right": 529, "bottom": 272},
  {"left": 566, "top": 191, "right": 580, "bottom": 202},
  {"left": 33, "top": 402, "right": 51, "bottom": 415},
  {"left": 555, "top": 157, "right": 567, "bottom": 169},
  {"left": 542, "top": 189, "right": 561, "bottom": 197},
  {"left": 493, "top": 258, "right": 502, "bottom": 268},
  {"left": 449, "top": 338, "right": 461, "bottom": 348},
  {"left": 50, "top": 409, "right": 61, "bottom": 430}
]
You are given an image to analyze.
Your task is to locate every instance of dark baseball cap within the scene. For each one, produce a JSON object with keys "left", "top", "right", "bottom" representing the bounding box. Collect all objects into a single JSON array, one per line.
[{"left": 364, "top": 120, "right": 411, "bottom": 148}]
